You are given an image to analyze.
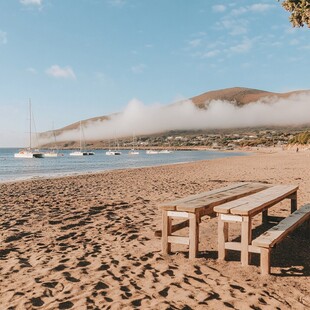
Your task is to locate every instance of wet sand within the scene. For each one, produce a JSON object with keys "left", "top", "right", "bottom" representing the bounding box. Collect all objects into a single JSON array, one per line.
[{"left": 0, "top": 148, "right": 309, "bottom": 309}]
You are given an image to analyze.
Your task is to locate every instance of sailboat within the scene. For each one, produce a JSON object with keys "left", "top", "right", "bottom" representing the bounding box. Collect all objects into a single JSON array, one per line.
[
  {"left": 106, "top": 138, "right": 121, "bottom": 155},
  {"left": 14, "top": 100, "right": 44, "bottom": 158},
  {"left": 69, "top": 121, "right": 95, "bottom": 156},
  {"left": 128, "top": 134, "right": 139, "bottom": 155},
  {"left": 44, "top": 125, "right": 63, "bottom": 157}
]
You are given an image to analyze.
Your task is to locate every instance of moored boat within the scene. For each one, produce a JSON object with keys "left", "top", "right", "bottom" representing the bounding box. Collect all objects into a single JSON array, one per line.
[
  {"left": 106, "top": 150, "right": 121, "bottom": 155},
  {"left": 69, "top": 121, "right": 95, "bottom": 156},
  {"left": 14, "top": 100, "right": 44, "bottom": 159},
  {"left": 146, "top": 150, "right": 159, "bottom": 154}
]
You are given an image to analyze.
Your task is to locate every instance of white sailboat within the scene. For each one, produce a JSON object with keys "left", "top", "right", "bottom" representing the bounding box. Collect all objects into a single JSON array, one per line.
[
  {"left": 106, "top": 150, "right": 121, "bottom": 155},
  {"left": 146, "top": 150, "right": 159, "bottom": 154},
  {"left": 14, "top": 100, "right": 44, "bottom": 159},
  {"left": 106, "top": 138, "right": 121, "bottom": 155},
  {"left": 128, "top": 134, "right": 139, "bottom": 155},
  {"left": 69, "top": 121, "right": 95, "bottom": 156},
  {"left": 44, "top": 125, "right": 63, "bottom": 157}
]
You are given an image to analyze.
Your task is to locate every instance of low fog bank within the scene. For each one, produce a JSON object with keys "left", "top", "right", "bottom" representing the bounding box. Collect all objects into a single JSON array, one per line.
[{"left": 41, "top": 92, "right": 310, "bottom": 144}]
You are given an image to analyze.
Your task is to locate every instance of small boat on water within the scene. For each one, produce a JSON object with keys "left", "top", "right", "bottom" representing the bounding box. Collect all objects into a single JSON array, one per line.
[
  {"left": 106, "top": 137, "right": 122, "bottom": 155},
  {"left": 44, "top": 150, "right": 65, "bottom": 157},
  {"left": 159, "top": 150, "right": 173, "bottom": 154},
  {"left": 69, "top": 121, "right": 95, "bottom": 156},
  {"left": 15, "top": 149, "right": 44, "bottom": 158},
  {"left": 128, "top": 149, "right": 139, "bottom": 155},
  {"left": 106, "top": 150, "right": 121, "bottom": 155},
  {"left": 14, "top": 100, "right": 44, "bottom": 159},
  {"left": 146, "top": 150, "right": 159, "bottom": 154},
  {"left": 44, "top": 125, "right": 63, "bottom": 157},
  {"left": 70, "top": 151, "right": 94, "bottom": 156},
  {"left": 128, "top": 134, "right": 139, "bottom": 155}
]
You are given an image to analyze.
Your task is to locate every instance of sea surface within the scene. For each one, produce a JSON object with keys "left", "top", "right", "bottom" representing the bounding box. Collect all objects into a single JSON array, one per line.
[{"left": 0, "top": 148, "right": 246, "bottom": 183}]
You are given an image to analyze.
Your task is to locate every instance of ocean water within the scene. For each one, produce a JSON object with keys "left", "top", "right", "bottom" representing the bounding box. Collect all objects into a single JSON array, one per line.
[{"left": 0, "top": 148, "right": 245, "bottom": 183}]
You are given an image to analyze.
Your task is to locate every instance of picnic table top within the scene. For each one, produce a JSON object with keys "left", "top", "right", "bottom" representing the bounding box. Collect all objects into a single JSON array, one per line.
[
  {"left": 213, "top": 184, "right": 298, "bottom": 216},
  {"left": 159, "top": 182, "right": 270, "bottom": 213}
]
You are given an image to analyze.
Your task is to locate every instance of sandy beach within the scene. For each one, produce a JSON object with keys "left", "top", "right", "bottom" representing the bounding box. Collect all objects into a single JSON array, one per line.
[{"left": 0, "top": 148, "right": 309, "bottom": 309}]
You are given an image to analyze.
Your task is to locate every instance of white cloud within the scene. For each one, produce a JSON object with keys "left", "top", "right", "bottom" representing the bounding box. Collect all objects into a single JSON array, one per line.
[
  {"left": 131, "top": 64, "right": 146, "bottom": 74},
  {"left": 20, "top": 0, "right": 42, "bottom": 6},
  {"left": 46, "top": 65, "right": 76, "bottom": 79},
  {"left": 212, "top": 5, "right": 226, "bottom": 13},
  {"left": 230, "top": 38, "right": 253, "bottom": 53},
  {"left": 0, "top": 31, "right": 7, "bottom": 45},
  {"left": 231, "top": 4, "right": 275, "bottom": 15},
  {"left": 231, "top": 7, "right": 248, "bottom": 16},
  {"left": 220, "top": 19, "right": 248, "bottom": 36},
  {"left": 188, "top": 39, "right": 202, "bottom": 48},
  {"left": 249, "top": 4, "right": 275, "bottom": 12},
  {"left": 202, "top": 50, "right": 220, "bottom": 58}
]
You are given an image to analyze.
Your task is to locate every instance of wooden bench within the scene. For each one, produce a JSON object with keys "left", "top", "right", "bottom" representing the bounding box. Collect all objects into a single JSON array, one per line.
[
  {"left": 252, "top": 203, "right": 310, "bottom": 275},
  {"left": 158, "top": 182, "right": 269, "bottom": 258},
  {"left": 214, "top": 184, "right": 298, "bottom": 266}
]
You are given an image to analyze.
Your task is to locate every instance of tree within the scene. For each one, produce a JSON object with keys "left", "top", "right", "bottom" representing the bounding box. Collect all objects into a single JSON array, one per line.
[{"left": 278, "top": 0, "right": 310, "bottom": 27}]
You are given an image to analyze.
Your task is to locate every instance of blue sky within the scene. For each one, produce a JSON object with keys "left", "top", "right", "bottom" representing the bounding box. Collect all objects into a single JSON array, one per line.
[{"left": 0, "top": 0, "right": 310, "bottom": 147}]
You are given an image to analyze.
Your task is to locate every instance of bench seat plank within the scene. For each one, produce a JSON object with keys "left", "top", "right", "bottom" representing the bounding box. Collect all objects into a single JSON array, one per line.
[
  {"left": 214, "top": 185, "right": 298, "bottom": 216},
  {"left": 252, "top": 204, "right": 310, "bottom": 248}
]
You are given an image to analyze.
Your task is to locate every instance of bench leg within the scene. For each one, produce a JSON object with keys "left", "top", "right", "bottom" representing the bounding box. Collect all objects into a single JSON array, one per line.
[
  {"left": 189, "top": 213, "right": 199, "bottom": 259},
  {"left": 290, "top": 192, "right": 297, "bottom": 213},
  {"left": 260, "top": 248, "right": 271, "bottom": 275},
  {"left": 241, "top": 216, "right": 252, "bottom": 266},
  {"left": 262, "top": 209, "right": 268, "bottom": 224},
  {"left": 218, "top": 217, "right": 228, "bottom": 260},
  {"left": 162, "top": 211, "right": 172, "bottom": 254}
]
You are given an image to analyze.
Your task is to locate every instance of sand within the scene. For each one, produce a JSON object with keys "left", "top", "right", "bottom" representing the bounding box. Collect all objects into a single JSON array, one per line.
[{"left": 0, "top": 148, "right": 309, "bottom": 309}]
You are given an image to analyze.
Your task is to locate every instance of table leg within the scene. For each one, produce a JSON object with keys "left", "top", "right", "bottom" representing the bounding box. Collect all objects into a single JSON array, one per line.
[
  {"left": 241, "top": 216, "right": 252, "bottom": 266},
  {"left": 218, "top": 216, "right": 228, "bottom": 260},
  {"left": 189, "top": 213, "right": 199, "bottom": 259},
  {"left": 162, "top": 210, "right": 172, "bottom": 254}
]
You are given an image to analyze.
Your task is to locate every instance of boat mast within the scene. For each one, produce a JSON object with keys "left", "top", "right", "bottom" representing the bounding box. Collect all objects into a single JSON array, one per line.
[
  {"left": 29, "top": 99, "right": 32, "bottom": 150},
  {"left": 79, "top": 120, "right": 82, "bottom": 151}
]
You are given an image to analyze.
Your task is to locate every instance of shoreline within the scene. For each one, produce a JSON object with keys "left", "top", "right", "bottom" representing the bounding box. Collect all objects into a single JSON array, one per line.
[
  {"left": 0, "top": 149, "right": 309, "bottom": 309},
  {"left": 0, "top": 149, "right": 248, "bottom": 185}
]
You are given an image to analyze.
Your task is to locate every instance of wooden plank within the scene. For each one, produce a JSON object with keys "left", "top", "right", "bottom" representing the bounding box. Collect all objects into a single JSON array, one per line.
[
  {"left": 189, "top": 213, "right": 199, "bottom": 259},
  {"left": 159, "top": 182, "right": 268, "bottom": 211},
  {"left": 214, "top": 185, "right": 298, "bottom": 216},
  {"left": 252, "top": 204, "right": 310, "bottom": 248},
  {"left": 167, "top": 211, "right": 189, "bottom": 218},
  {"left": 177, "top": 183, "right": 268, "bottom": 213},
  {"left": 218, "top": 217, "right": 228, "bottom": 260},
  {"left": 241, "top": 216, "right": 252, "bottom": 266},
  {"left": 162, "top": 210, "right": 172, "bottom": 254},
  {"left": 290, "top": 192, "right": 297, "bottom": 213},
  {"left": 225, "top": 242, "right": 241, "bottom": 251},
  {"left": 224, "top": 243, "right": 261, "bottom": 254},
  {"left": 158, "top": 182, "right": 247, "bottom": 210},
  {"left": 261, "top": 248, "right": 271, "bottom": 275},
  {"left": 167, "top": 236, "right": 190, "bottom": 245},
  {"left": 155, "top": 219, "right": 189, "bottom": 237},
  {"left": 220, "top": 214, "right": 243, "bottom": 222}
]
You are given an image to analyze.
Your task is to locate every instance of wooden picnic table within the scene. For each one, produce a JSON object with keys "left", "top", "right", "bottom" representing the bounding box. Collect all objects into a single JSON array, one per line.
[
  {"left": 213, "top": 184, "right": 298, "bottom": 266},
  {"left": 159, "top": 182, "right": 270, "bottom": 258}
]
